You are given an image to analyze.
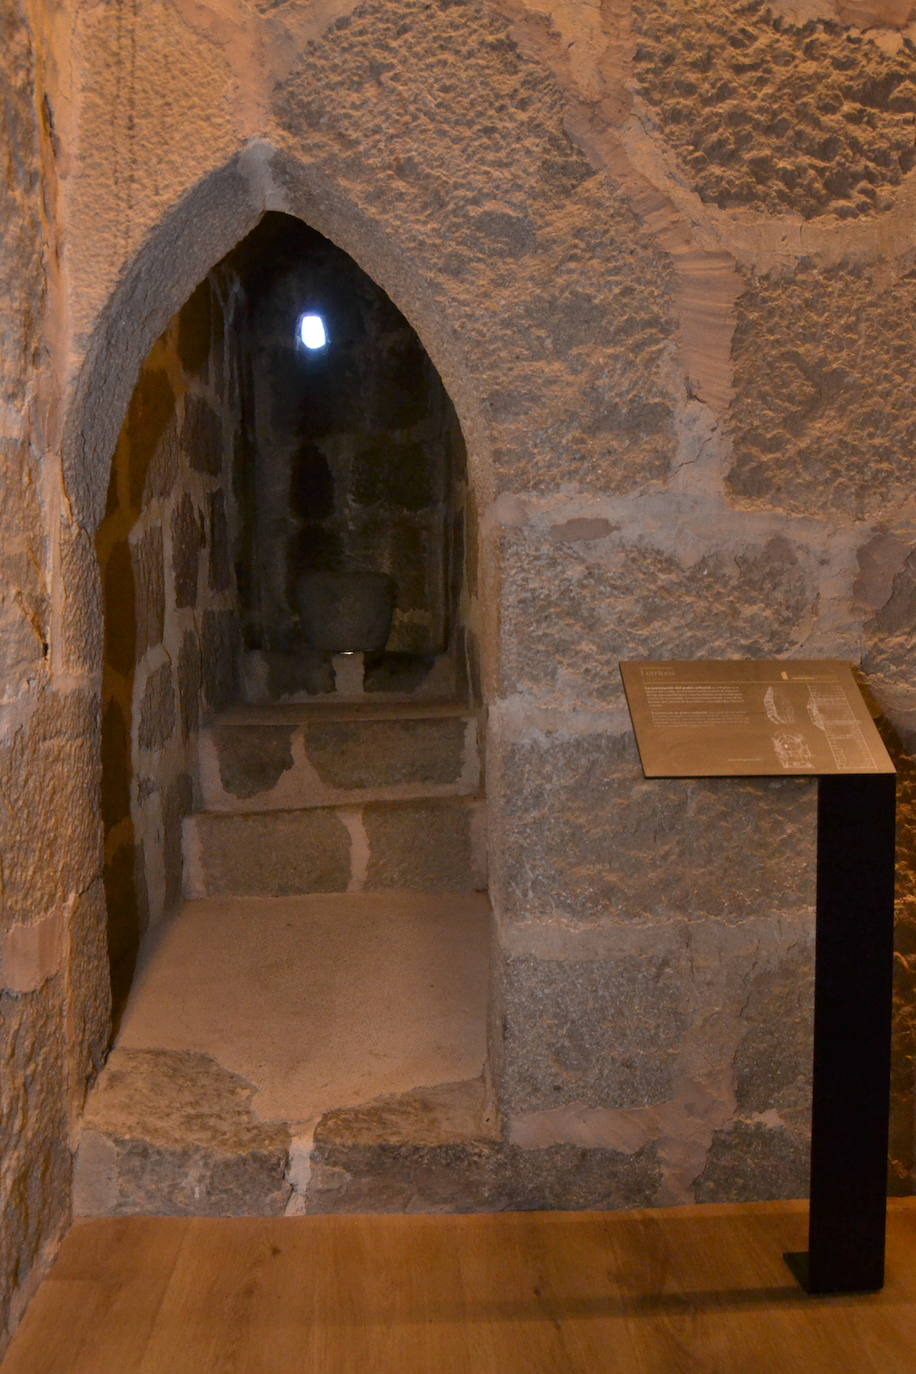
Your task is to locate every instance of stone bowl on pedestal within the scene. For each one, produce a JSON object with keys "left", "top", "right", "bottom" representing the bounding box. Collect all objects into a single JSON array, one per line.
[{"left": 295, "top": 570, "right": 396, "bottom": 653}]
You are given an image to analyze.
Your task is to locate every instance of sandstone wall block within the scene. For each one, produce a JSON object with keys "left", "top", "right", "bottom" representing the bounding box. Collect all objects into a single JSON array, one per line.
[
  {"left": 66, "top": 879, "right": 112, "bottom": 1117},
  {"left": 58, "top": 522, "right": 103, "bottom": 676},
  {"left": 634, "top": 0, "right": 916, "bottom": 219},
  {"left": 0, "top": 978, "right": 71, "bottom": 1345},
  {"left": 0, "top": 690, "right": 102, "bottom": 927},
  {"left": 273, "top": 0, "right": 677, "bottom": 495},
  {"left": 729, "top": 265, "right": 916, "bottom": 521}
]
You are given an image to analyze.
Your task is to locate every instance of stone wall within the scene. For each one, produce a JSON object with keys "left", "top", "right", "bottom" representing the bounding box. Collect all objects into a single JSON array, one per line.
[
  {"left": 1, "top": 0, "right": 915, "bottom": 1347},
  {"left": 96, "top": 276, "right": 243, "bottom": 1012},
  {"left": 0, "top": 0, "right": 107, "bottom": 1348}
]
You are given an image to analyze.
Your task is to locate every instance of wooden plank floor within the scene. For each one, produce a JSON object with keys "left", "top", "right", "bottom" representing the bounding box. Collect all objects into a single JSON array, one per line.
[{"left": 3, "top": 1200, "right": 916, "bottom": 1373}]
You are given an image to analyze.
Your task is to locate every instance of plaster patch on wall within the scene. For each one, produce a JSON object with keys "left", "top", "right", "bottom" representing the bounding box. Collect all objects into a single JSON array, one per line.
[{"left": 0, "top": 912, "right": 65, "bottom": 994}]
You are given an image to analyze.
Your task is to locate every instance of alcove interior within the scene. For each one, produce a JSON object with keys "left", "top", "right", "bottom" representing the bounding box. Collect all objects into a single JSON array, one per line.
[{"left": 88, "top": 212, "right": 490, "bottom": 1214}]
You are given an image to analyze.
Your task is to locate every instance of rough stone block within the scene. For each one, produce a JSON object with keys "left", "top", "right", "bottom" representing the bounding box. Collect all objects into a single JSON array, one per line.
[
  {"left": 202, "top": 609, "right": 241, "bottom": 712},
  {"left": 58, "top": 520, "right": 103, "bottom": 675},
  {"left": 306, "top": 715, "right": 468, "bottom": 790},
  {"left": 865, "top": 547, "right": 916, "bottom": 687},
  {"left": 363, "top": 798, "right": 484, "bottom": 892},
  {"left": 186, "top": 809, "right": 352, "bottom": 897},
  {"left": 133, "top": 524, "right": 164, "bottom": 659},
  {"left": 213, "top": 723, "right": 296, "bottom": 800},
  {"left": 308, "top": 1140, "right": 662, "bottom": 1214},
  {"left": 733, "top": 942, "right": 814, "bottom": 1120},
  {"left": 182, "top": 395, "right": 223, "bottom": 477},
  {"left": 74, "top": 1049, "right": 291, "bottom": 1216},
  {"left": 0, "top": 688, "right": 103, "bottom": 926},
  {"left": 171, "top": 492, "right": 204, "bottom": 610},
  {"left": 729, "top": 265, "right": 916, "bottom": 520},
  {"left": 694, "top": 1121, "right": 809, "bottom": 1203},
  {"left": 138, "top": 662, "right": 176, "bottom": 752},
  {"left": 634, "top": 0, "right": 916, "bottom": 219},
  {"left": 499, "top": 953, "right": 686, "bottom": 1114},
  {"left": 500, "top": 526, "right": 817, "bottom": 708},
  {"left": 306, "top": 1083, "right": 661, "bottom": 1212},
  {"left": 496, "top": 731, "right": 816, "bottom": 925},
  {"left": 495, "top": 1141, "right": 661, "bottom": 1212},
  {"left": 0, "top": 978, "right": 71, "bottom": 1338},
  {"left": 177, "top": 629, "right": 203, "bottom": 741},
  {"left": 66, "top": 879, "right": 112, "bottom": 1115}
]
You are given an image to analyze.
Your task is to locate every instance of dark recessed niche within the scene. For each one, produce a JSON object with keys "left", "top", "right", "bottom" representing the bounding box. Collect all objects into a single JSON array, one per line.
[{"left": 226, "top": 211, "right": 470, "bottom": 680}]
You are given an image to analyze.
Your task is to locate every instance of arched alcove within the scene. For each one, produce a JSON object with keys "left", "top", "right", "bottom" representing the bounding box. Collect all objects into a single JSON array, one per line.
[{"left": 78, "top": 186, "right": 492, "bottom": 1215}]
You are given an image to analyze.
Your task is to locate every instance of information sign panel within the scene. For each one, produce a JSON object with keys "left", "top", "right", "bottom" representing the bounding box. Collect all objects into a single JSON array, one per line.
[
  {"left": 621, "top": 657, "right": 896, "bottom": 1294},
  {"left": 620, "top": 658, "right": 894, "bottom": 779}
]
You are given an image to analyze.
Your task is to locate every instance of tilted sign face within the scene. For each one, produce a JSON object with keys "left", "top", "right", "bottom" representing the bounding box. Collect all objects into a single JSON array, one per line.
[{"left": 620, "top": 660, "right": 895, "bottom": 779}]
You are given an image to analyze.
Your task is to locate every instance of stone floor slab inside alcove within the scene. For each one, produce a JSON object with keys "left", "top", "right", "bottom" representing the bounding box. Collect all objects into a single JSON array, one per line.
[{"left": 75, "top": 891, "right": 493, "bottom": 1216}]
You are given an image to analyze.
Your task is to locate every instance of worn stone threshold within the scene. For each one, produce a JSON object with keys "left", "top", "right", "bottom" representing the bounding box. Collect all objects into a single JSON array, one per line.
[{"left": 75, "top": 893, "right": 496, "bottom": 1216}]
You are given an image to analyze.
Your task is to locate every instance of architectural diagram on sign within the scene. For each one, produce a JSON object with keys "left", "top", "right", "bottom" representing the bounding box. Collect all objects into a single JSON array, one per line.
[
  {"left": 764, "top": 685, "right": 796, "bottom": 726},
  {"left": 807, "top": 685, "right": 879, "bottom": 771},
  {"left": 771, "top": 729, "right": 815, "bottom": 770}
]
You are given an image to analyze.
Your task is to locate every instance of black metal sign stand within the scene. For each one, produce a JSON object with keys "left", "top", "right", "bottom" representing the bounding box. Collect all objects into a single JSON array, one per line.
[
  {"left": 619, "top": 661, "right": 897, "bottom": 1296},
  {"left": 784, "top": 773, "right": 896, "bottom": 1294}
]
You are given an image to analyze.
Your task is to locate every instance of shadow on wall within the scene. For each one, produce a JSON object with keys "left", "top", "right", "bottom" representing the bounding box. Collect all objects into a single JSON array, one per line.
[{"left": 96, "top": 281, "right": 243, "bottom": 1022}]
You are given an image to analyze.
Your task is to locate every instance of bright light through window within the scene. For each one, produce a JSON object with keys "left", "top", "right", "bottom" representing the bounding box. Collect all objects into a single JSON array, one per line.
[{"left": 298, "top": 312, "right": 328, "bottom": 350}]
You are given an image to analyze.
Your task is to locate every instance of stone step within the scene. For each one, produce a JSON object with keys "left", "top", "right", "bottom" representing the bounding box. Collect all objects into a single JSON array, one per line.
[
  {"left": 183, "top": 795, "right": 487, "bottom": 898},
  {"left": 199, "top": 703, "right": 480, "bottom": 812}
]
